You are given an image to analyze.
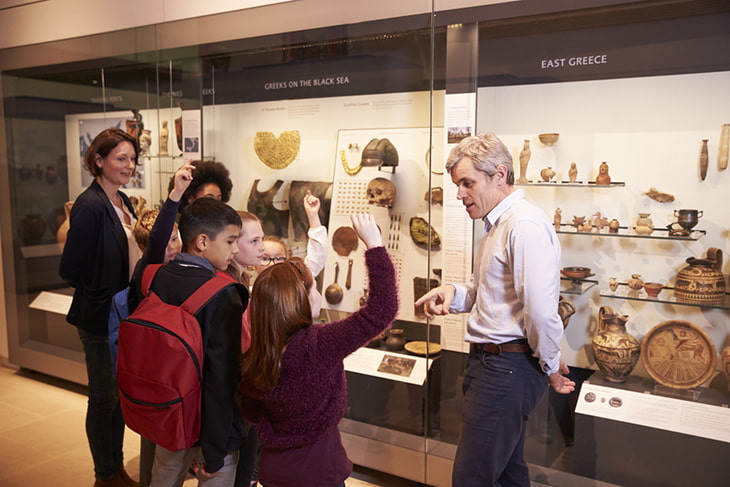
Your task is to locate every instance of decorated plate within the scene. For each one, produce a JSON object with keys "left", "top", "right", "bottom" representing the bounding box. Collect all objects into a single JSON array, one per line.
[
  {"left": 404, "top": 341, "right": 442, "bottom": 356},
  {"left": 641, "top": 320, "right": 716, "bottom": 390}
]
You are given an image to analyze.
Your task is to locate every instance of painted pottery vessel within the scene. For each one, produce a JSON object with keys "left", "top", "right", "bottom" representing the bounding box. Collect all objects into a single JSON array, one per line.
[
  {"left": 591, "top": 306, "right": 640, "bottom": 382},
  {"left": 641, "top": 320, "right": 716, "bottom": 389},
  {"left": 674, "top": 247, "right": 726, "bottom": 303},
  {"left": 558, "top": 296, "right": 576, "bottom": 328}
]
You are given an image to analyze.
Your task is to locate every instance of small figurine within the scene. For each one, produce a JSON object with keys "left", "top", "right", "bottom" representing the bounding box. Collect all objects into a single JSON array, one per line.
[
  {"left": 159, "top": 120, "right": 169, "bottom": 156},
  {"left": 553, "top": 208, "right": 562, "bottom": 231},
  {"left": 592, "top": 212, "right": 609, "bottom": 231},
  {"left": 568, "top": 162, "right": 578, "bottom": 183},
  {"left": 609, "top": 277, "right": 620, "bottom": 292},
  {"left": 595, "top": 161, "right": 611, "bottom": 185},
  {"left": 572, "top": 215, "right": 586, "bottom": 230},
  {"left": 139, "top": 129, "right": 152, "bottom": 155}
]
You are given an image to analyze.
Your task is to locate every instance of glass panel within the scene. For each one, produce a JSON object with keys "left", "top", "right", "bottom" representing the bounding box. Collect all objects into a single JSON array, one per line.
[{"left": 473, "top": 2, "right": 730, "bottom": 484}]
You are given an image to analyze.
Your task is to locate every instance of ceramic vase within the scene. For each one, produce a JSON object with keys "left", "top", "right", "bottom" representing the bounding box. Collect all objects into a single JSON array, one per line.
[
  {"left": 699, "top": 139, "right": 708, "bottom": 181},
  {"left": 719, "top": 124, "right": 729, "bottom": 171},
  {"left": 591, "top": 306, "right": 640, "bottom": 382},
  {"left": 517, "top": 140, "right": 531, "bottom": 183},
  {"left": 384, "top": 329, "right": 406, "bottom": 352}
]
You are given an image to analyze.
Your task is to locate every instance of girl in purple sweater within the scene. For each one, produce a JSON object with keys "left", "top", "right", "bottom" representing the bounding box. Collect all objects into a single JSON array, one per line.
[{"left": 240, "top": 213, "right": 398, "bottom": 487}]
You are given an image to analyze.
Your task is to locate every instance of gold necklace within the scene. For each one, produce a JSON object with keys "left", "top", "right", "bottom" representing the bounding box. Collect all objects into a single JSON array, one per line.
[{"left": 340, "top": 149, "right": 361, "bottom": 175}]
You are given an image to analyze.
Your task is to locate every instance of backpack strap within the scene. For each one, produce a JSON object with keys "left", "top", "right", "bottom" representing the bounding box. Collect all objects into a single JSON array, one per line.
[
  {"left": 141, "top": 264, "right": 163, "bottom": 297},
  {"left": 181, "top": 276, "right": 237, "bottom": 315}
]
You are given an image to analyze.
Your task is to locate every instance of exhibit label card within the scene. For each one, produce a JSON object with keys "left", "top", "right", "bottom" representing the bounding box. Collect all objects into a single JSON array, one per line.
[
  {"left": 576, "top": 382, "right": 730, "bottom": 444},
  {"left": 29, "top": 291, "right": 72, "bottom": 316},
  {"left": 344, "top": 347, "right": 432, "bottom": 385}
]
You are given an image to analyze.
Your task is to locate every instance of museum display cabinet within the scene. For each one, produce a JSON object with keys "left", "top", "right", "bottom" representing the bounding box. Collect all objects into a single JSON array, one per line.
[{"left": 2, "top": 1, "right": 730, "bottom": 486}]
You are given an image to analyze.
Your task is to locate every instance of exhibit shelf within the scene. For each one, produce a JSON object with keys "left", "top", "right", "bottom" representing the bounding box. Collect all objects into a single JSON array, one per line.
[
  {"left": 561, "top": 277, "right": 597, "bottom": 295},
  {"left": 516, "top": 181, "right": 625, "bottom": 187},
  {"left": 556, "top": 225, "right": 705, "bottom": 241},
  {"left": 600, "top": 283, "right": 730, "bottom": 310}
]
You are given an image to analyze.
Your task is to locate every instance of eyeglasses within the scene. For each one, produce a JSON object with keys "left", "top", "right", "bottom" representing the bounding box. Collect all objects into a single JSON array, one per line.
[{"left": 261, "top": 256, "right": 286, "bottom": 265}]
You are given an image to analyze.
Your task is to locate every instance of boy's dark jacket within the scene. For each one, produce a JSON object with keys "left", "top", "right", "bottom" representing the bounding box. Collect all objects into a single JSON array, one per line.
[{"left": 147, "top": 253, "right": 248, "bottom": 473}]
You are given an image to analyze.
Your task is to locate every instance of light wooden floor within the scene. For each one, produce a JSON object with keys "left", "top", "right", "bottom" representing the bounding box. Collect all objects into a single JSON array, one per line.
[{"left": 0, "top": 364, "right": 412, "bottom": 487}]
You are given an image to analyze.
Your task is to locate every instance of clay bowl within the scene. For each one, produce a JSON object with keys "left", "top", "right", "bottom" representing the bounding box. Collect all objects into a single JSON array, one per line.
[
  {"left": 561, "top": 266, "right": 594, "bottom": 280},
  {"left": 643, "top": 282, "right": 664, "bottom": 298},
  {"left": 538, "top": 133, "right": 560, "bottom": 146}
]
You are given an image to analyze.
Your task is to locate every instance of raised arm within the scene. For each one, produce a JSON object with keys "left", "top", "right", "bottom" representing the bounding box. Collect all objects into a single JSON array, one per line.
[{"left": 303, "top": 190, "right": 328, "bottom": 277}]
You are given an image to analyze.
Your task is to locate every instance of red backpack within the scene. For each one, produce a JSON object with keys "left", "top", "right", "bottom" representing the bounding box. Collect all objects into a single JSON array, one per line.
[{"left": 116, "top": 264, "right": 233, "bottom": 452}]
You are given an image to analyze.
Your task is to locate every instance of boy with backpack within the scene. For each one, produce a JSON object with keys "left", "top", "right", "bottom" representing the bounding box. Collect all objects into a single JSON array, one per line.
[{"left": 119, "top": 197, "right": 248, "bottom": 487}]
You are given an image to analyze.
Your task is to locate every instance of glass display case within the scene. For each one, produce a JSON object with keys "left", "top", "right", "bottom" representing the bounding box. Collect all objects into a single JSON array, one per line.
[{"left": 2, "top": 1, "right": 729, "bottom": 486}]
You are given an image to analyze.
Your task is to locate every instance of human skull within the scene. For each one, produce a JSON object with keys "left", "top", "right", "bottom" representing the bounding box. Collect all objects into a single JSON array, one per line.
[{"left": 366, "top": 177, "right": 396, "bottom": 208}]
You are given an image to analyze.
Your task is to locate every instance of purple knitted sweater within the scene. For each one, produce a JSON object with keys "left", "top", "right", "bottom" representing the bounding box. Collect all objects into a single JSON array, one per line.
[{"left": 240, "top": 246, "right": 398, "bottom": 449}]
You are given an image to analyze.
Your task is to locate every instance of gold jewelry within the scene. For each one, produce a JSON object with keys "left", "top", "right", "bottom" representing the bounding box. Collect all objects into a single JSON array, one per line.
[
  {"left": 254, "top": 131, "right": 300, "bottom": 169},
  {"left": 340, "top": 149, "right": 362, "bottom": 175}
]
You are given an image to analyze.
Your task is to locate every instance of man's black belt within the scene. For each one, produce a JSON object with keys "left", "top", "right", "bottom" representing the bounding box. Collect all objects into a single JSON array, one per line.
[{"left": 473, "top": 342, "right": 531, "bottom": 354}]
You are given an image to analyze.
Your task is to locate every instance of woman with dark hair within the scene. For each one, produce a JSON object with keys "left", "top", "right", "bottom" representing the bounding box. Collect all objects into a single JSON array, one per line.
[
  {"left": 240, "top": 213, "right": 397, "bottom": 487},
  {"left": 167, "top": 159, "right": 233, "bottom": 213},
  {"left": 59, "top": 127, "right": 142, "bottom": 487}
]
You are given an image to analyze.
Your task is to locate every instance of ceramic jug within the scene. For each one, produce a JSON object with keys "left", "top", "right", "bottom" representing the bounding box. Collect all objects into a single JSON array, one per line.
[
  {"left": 591, "top": 306, "right": 640, "bottom": 382},
  {"left": 558, "top": 296, "right": 576, "bottom": 328}
]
